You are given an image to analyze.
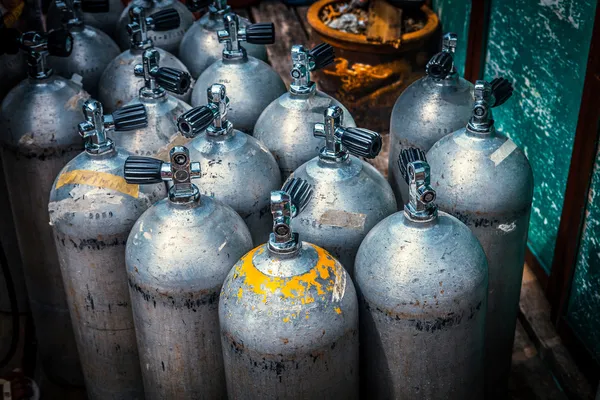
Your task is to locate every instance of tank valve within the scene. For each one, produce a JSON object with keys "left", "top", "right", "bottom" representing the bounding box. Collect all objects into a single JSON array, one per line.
[
  {"left": 79, "top": 99, "right": 148, "bottom": 154},
  {"left": 56, "top": 0, "right": 86, "bottom": 28},
  {"left": 128, "top": 7, "right": 181, "bottom": 50},
  {"left": 426, "top": 32, "right": 457, "bottom": 80},
  {"left": 177, "top": 83, "right": 232, "bottom": 138},
  {"left": 10, "top": 29, "right": 73, "bottom": 78},
  {"left": 268, "top": 178, "right": 313, "bottom": 254},
  {"left": 289, "top": 43, "right": 334, "bottom": 94},
  {"left": 134, "top": 48, "right": 191, "bottom": 99},
  {"left": 314, "top": 106, "right": 382, "bottom": 161},
  {"left": 218, "top": 13, "right": 275, "bottom": 59},
  {"left": 468, "top": 78, "right": 513, "bottom": 133},
  {"left": 125, "top": 146, "right": 201, "bottom": 202},
  {"left": 398, "top": 148, "right": 437, "bottom": 221}
]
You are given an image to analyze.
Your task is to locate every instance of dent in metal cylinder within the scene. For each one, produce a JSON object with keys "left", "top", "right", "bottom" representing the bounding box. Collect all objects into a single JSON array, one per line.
[
  {"left": 355, "top": 211, "right": 488, "bottom": 399},
  {"left": 427, "top": 128, "right": 534, "bottom": 397},
  {"left": 219, "top": 243, "right": 359, "bottom": 399}
]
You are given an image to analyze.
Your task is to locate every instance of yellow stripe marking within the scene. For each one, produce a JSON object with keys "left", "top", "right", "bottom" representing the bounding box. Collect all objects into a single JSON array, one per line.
[{"left": 56, "top": 170, "right": 139, "bottom": 198}]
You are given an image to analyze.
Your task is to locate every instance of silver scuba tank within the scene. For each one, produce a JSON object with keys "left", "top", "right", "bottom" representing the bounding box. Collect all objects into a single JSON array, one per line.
[
  {"left": 219, "top": 178, "right": 360, "bottom": 399},
  {"left": 426, "top": 79, "right": 534, "bottom": 398},
  {"left": 287, "top": 105, "right": 396, "bottom": 276},
  {"left": 192, "top": 13, "right": 286, "bottom": 133},
  {"left": 123, "top": 146, "right": 253, "bottom": 400},
  {"left": 48, "top": 100, "right": 165, "bottom": 399},
  {"left": 98, "top": 6, "right": 192, "bottom": 113},
  {"left": 355, "top": 149, "right": 488, "bottom": 399},
  {"left": 48, "top": 0, "right": 120, "bottom": 98},
  {"left": 115, "top": 0, "right": 194, "bottom": 54},
  {"left": 47, "top": 0, "right": 125, "bottom": 38},
  {"left": 178, "top": 0, "right": 267, "bottom": 78},
  {"left": 0, "top": 29, "right": 88, "bottom": 386},
  {"left": 177, "top": 83, "right": 282, "bottom": 245},
  {"left": 113, "top": 48, "right": 192, "bottom": 160},
  {"left": 388, "top": 32, "right": 474, "bottom": 208},
  {"left": 254, "top": 43, "right": 356, "bottom": 179}
]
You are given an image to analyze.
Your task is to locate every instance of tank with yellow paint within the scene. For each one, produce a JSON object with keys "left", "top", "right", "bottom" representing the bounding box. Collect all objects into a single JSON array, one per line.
[{"left": 219, "top": 241, "right": 359, "bottom": 399}]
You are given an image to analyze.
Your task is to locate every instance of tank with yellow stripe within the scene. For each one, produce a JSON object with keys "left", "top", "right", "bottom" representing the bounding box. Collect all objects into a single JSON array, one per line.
[{"left": 219, "top": 241, "right": 359, "bottom": 399}]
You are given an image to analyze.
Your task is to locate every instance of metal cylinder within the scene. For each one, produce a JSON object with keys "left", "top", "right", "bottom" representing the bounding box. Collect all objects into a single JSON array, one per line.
[
  {"left": 179, "top": 83, "right": 281, "bottom": 245},
  {"left": 115, "top": 0, "right": 194, "bottom": 55},
  {"left": 288, "top": 106, "right": 396, "bottom": 276},
  {"left": 254, "top": 43, "right": 355, "bottom": 179},
  {"left": 192, "top": 13, "right": 286, "bottom": 133},
  {"left": 219, "top": 179, "right": 359, "bottom": 399},
  {"left": 124, "top": 146, "right": 253, "bottom": 399},
  {"left": 0, "top": 70, "right": 89, "bottom": 385},
  {"left": 49, "top": 100, "right": 165, "bottom": 399},
  {"left": 388, "top": 32, "right": 474, "bottom": 208},
  {"left": 46, "top": 0, "right": 125, "bottom": 38},
  {"left": 426, "top": 79, "right": 533, "bottom": 397},
  {"left": 49, "top": 25, "right": 120, "bottom": 98},
  {"left": 355, "top": 151, "right": 488, "bottom": 399},
  {"left": 178, "top": 5, "right": 267, "bottom": 78}
]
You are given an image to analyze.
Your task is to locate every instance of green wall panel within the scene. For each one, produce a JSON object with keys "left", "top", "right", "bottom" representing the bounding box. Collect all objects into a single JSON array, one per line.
[
  {"left": 566, "top": 140, "right": 600, "bottom": 362},
  {"left": 483, "top": 0, "right": 596, "bottom": 272},
  {"left": 431, "top": 0, "right": 471, "bottom": 76}
]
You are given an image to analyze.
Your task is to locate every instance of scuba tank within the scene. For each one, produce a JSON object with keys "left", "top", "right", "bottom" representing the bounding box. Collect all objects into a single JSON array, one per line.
[
  {"left": 47, "top": 0, "right": 125, "bottom": 38},
  {"left": 113, "top": 47, "right": 191, "bottom": 160},
  {"left": 48, "top": 0, "right": 120, "bottom": 97},
  {"left": 115, "top": 0, "right": 194, "bottom": 54},
  {"left": 48, "top": 100, "right": 165, "bottom": 399},
  {"left": 98, "top": 6, "right": 191, "bottom": 113},
  {"left": 388, "top": 32, "right": 474, "bottom": 208},
  {"left": 177, "top": 83, "right": 281, "bottom": 245},
  {"left": 288, "top": 105, "right": 396, "bottom": 276},
  {"left": 426, "top": 79, "right": 533, "bottom": 398},
  {"left": 178, "top": 0, "right": 267, "bottom": 78},
  {"left": 219, "top": 178, "right": 359, "bottom": 399},
  {"left": 123, "top": 146, "right": 253, "bottom": 400},
  {"left": 254, "top": 43, "right": 356, "bottom": 179},
  {"left": 193, "top": 13, "right": 286, "bottom": 133},
  {"left": 0, "top": 29, "right": 88, "bottom": 386},
  {"left": 355, "top": 149, "right": 488, "bottom": 399}
]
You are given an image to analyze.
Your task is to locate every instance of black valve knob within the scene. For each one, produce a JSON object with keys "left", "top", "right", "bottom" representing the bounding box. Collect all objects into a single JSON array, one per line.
[
  {"left": 150, "top": 9, "right": 180, "bottom": 31},
  {"left": 426, "top": 51, "right": 453, "bottom": 79},
  {"left": 282, "top": 178, "right": 312, "bottom": 215},
  {"left": 124, "top": 156, "right": 163, "bottom": 184},
  {"left": 47, "top": 29, "right": 73, "bottom": 57},
  {"left": 186, "top": 0, "right": 211, "bottom": 12},
  {"left": 310, "top": 43, "right": 334, "bottom": 70},
  {"left": 177, "top": 106, "right": 215, "bottom": 138},
  {"left": 80, "top": 0, "right": 110, "bottom": 13},
  {"left": 155, "top": 67, "right": 191, "bottom": 94},
  {"left": 0, "top": 28, "right": 21, "bottom": 55},
  {"left": 341, "top": 127, "right": 381, "bottom": 159},
  {"left": 246, "top": 23, "right": 275, "bottom": 45},
  {"left": 490, "top": 77, "right": 513, "bottom": 107},
  {"left": 398, "top": 147, "right": 427, "bottom": 184},
  {"left": 112, "top": 104, "right": 148, "bottom": 131}
]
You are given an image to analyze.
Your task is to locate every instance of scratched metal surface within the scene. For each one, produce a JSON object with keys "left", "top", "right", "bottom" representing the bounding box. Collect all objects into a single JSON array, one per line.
[
  {"left": 431, "top": 0, "right": 471, "bottom": 76},
  {"left": 483, "top": 0, "right": 597, "bottom": 272},
  {"left": 566, "top": 144, "right": 600, "bottom": 362}
]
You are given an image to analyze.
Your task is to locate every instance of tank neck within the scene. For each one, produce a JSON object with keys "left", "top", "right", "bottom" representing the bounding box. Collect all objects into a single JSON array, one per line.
[
  {"left": 466, "top": 80, "right": 496, "bottom": 138},
  {"left": 403, "top": 160, "right": 438, "bottom": 223},
  {"left": 27, "top": 53, "right": 53, "bottom": 79}
]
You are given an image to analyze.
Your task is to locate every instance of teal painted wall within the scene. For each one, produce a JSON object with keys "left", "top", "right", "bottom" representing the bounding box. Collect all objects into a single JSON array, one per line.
[
  {"left": 566, "top": 136, "right": 600, "bottom": 362},
  {"left": 431, "top": 0, "right": 471, "bottom": 76},
  {"left": 483, "top": 0, "right": 597, "bottom": 272}
]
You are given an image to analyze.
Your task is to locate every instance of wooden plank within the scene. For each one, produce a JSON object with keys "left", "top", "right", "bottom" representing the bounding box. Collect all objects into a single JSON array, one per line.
[
  {"left": 250, "top": 2, "right": 309, "bottom": 86},
  {"left": 547, "top": 0, "right": 600, "bottom": 324},
  {"left": 463, "top": 0, "right": 489, "bottom": 82},
  {"left": 519, "top": 264, "right": 595, "bottom": 400}
]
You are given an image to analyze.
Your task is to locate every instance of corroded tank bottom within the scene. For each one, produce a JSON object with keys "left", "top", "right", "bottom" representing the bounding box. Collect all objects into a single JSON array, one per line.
[
  {"left": 54, "top": 231, "right": 144, "bottom": 400},
  {"left": 1, "top": 148, "right": 84, "bottom": 386},
  {"left": 129, "top": 280, "right": 226, "bottom": 400},
  {"left": 222, "top": 328, "right": 359, "bottom": 399},
  {"left": 359, "top": 296, "right": 486, "bottom": 400}
]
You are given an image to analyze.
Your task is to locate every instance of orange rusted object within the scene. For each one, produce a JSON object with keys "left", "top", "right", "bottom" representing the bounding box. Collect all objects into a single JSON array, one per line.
[{"left": 307, "top": 0, "right": 438, "bottom": 53}]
